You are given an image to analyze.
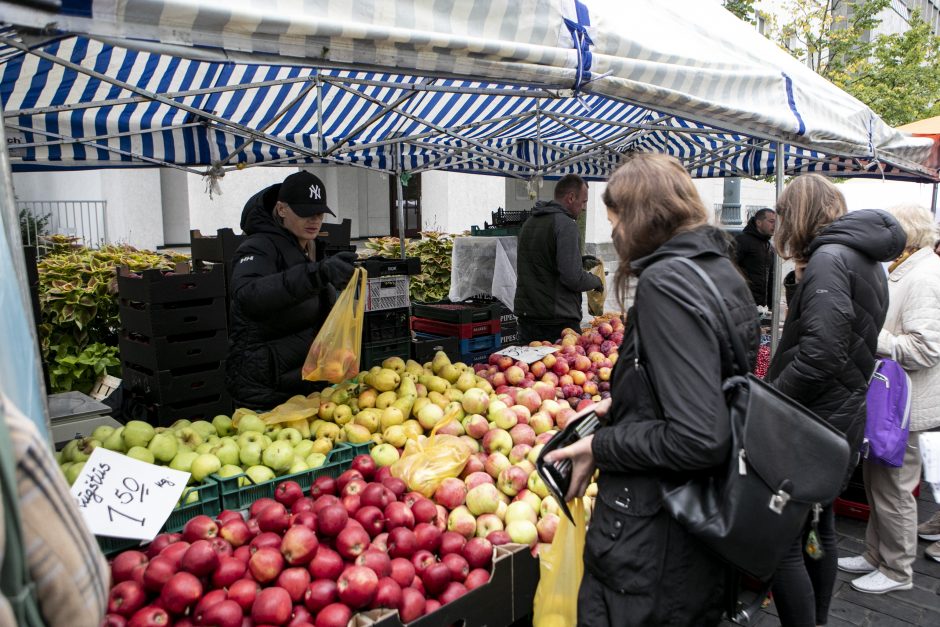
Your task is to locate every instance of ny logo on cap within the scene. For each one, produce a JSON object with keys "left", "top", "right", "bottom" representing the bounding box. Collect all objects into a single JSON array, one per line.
[{"left": 309, "top": 184, "right": 321, "bottom": 200}]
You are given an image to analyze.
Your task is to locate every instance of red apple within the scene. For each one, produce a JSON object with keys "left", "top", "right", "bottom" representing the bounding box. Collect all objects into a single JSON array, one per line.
[
  {"left": 486, "top": 530, "right": 512, "bottom": 546},
  {"left": 414, "top": 522, "right": 443, "bottom": 553},
  {"left": 159, "top": 541, "right": 191, "bottom": 570},
  {"left": 215, "top": 509, "right": 243, "bottom": 525},
  {"left": 102, "top": 614, "right": 127, "bottom": 627},
  {"left": 371, "top": 531, "right": 389, "bottom": 553},
  {"left": 159, "top": 571, "right": 203, "bottom": 615},
  {"left": 226, "top": 578, "right": 260, "bottom": 613},
  {"left": 233, "top": 544, "right": 251, "bottom": 564},
  {"left": 465, "top": 567, "right": 490, "bottom": 590},
  {"left": 462, "top": 537, "right": 493, "bottom": 570},
  {"left": 433, "top": 478, "right": 467, "bottom": 510},
  {"left": 421, "top": 562, "right": 451, "bottom": 596},
  {"left": 355, "top": 549, "right": 392, "bottom": 577},
  {"left": 336, "top": 469, "right": 364, "bottom": 492},
  {"left": 181, "top": 539, "right": 219, "bottom": 577},
  {"left": 439, "top": 531, "right": 467, "bottom": 556},
  {"left": 182, "top": 515, "right": 218, "bottom": 542},
  {"left": 257, "top": 502, "right": 290, "bottom": 534},
  {"left": 251, "top": 586, "right": 292, "bottom": 625},
  {"left": 387, "top": 526, "right": 417, "bottom": 559},
  {"left": 441, "top": 553, "right": 469, "bottom": 582},
  {"left": 219, "top": 519, "right": 252, "bottom": 548},
  {"left": 315, "top": 504, "right": 348, "bottom": 537},
  {"left": 389, "top": 557, "right": 415, "bottom": 588},
  {"left": 374, "top": 466, "right": 393, "bottom": 483},
  {"left": 308, "top": 546, "right": 344, "bottom": 580},
  {"left": 314, "top": 603, "right": 352, "bottom": 627},
  {"left": 397, "top": 587, "right": 426, "bottom": 623},
  {"left": 249, "top": 531, "right": 282, "bottom": 553},
  {"left": 439, "top": 581, "right": 468, "bottom": 605},
  {"left": 245, "top": 517, "right": 261, "bottom": 537},
  {"left": 277, "top": 567, "right": 311, "bottom": 602},
  {"left": 303, "top": 579, "right": 338, "bottom": 613},
  {"left": 142, "top": 556, "right": 177, "bottom": 593},
  {"left": 342, "top": 478, "right": 367, "bottom": 498},
  {"left": 354, "top": 505, "right": 385, "bottom": 537},
  {"left": 310, "top": 476, "right": 337, "bottom": 498},
  {"left": 274, "top": 480, "right": 304, "bottom": 507},
  {"left": 371, "top": 576, "right": 403, "bottom": 610},
  {"left": 311, "top": 494, "right": 340, "bottom": 514},
  {"left": 112, "top": 551, "right": 148, "bottom": 584},
  {"left": 291, "top": 510, "right": 318, "bottom": 531},
  {"left": 291, "top": 497, "right": 315, "bottom": 515},
  {"left": 410, "top": 549, "right": 436, "bottom": 576},
  {"left": 335, "top": 525, "right": 370, "bottom": 560},
  {"left": 337, "top": 565, "right": 378, "bottom": 609},
  {"left": 381, "top": 477, "right": 408, "bottom": 499},
  {"left": 196, "top": 599, "right": 242, "bottom": 627},
  {"left": 360, "top": 483, "right": 392, "bottom": 510},
  {"left": 287, "top": 605, "right": 314, "bottom": 627},
  {"left": 212, "top": 556, "right": 248, "bottom": 588},
  {"left": 341, "top": 494, "right": 361, "bottom": 516},
  {"left": 248, "top": 546, "right": 284, "bottom": 584},
  {"left": 249, "top": 497, "right": 278, "bottom": 519},
  {"left": 145, "top": 533, "right": 181, "bottom": 559},
  {"left": 410, "top": 498, "right": 438, "bottom": 524},
  {"left": 402, "top": 491, "right": 424, "bottom": 508},
  {"left": 281, "top": 525, "right": 319, "bottom": 565},
  {"left": 351, "top": 454, "right": 377, "bottom": 480},
  {"left": 127, "top": 606, "right": 169, "bottom": 627},
  {"left": 192, "top": 589, "right": 228, "bottom": 620},
  {"left": 384, "top": 501, "right": 415, "bottom": 530},
  {"left": 108, "top": 580, "right": 147, "bottom": 617}
]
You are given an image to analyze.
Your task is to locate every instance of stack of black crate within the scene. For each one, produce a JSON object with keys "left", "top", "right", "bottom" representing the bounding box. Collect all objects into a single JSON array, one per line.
[
  {"left": 359, "top": 257, "right": 421, "bottom": 369},
  {"left": 190, "top": 228, "right": 247, "bottom": 314},
  {"left": 117, "top": 263, "right": 231, "bottom": 426}
]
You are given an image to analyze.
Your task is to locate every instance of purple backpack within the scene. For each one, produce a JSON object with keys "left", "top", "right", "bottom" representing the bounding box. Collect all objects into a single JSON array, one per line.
[{"left": 864, "top": 359, "right": 912, "bottom": 467}]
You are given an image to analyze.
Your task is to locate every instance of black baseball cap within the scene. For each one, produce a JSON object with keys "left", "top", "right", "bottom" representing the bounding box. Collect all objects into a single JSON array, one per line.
[{"left": 278, "top": 171, "right": 335, "bottom": 217}]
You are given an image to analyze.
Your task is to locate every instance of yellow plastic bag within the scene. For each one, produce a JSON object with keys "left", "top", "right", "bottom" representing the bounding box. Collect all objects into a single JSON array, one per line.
[
  {"left": 533, "top": 498, "right": 586, "bottom": 627},
  {"left": 585, "top": 258, "right": 606, "bottom": 317},
  {"left": 303, "top": 267, "right": 367, "bottom": 384},
  {"left": 390, "top": 412, "right": 474, "bottom": 497}
]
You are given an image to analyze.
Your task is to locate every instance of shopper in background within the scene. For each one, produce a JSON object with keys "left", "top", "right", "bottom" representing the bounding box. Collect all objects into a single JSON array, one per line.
[
  {"left": 543, "top": 154, "right": 759, "bottom": 626},
  {"left": 766, "top": 174, "right": 905, "bottom": 624},
  {"left": 0, "top": 394, "right": 108, "bottom": 627},
  {"left": 226, "top": 171, "right": 358, "bottom": 410},
  {"left": 734, "top": 207, "right": 777, "bottom": 308},
  {"left": 514, "top": 174, "right": 603, "bottom": 343},
  {"left": 835, "top": 204, "right": 940, "bottom": 581}
]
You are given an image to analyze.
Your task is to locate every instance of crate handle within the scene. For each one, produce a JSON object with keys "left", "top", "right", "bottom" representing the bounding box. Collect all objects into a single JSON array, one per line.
[
  {"left": 183, "top": 315, "right": 197, "bottom": 322},
  {"left": 186, "top": 348, "right": 202, "bottom": 356}
]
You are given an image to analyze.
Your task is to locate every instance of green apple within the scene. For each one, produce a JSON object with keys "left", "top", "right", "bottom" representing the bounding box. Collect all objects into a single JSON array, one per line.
[
  {"left": 305, "top": 452, "right": 327, "bottom": 468},
  {"left": 190, "top": 420, "right": 216, "bottom": 440},
  {"left": 211, "top": 441, "right": 240, "bottom": 466},
  {"left": 169, "top": 450, "right": 199, "bottom": 476},
  {"left": 288, "top": 459, "right": 309, "bottom": 474},
  {"left": 179, "top": 490, "right": 199, "bottom": 506},
  {"left": 236, "top": 414, "right": 266, "bottom": 435},
  {"left": 54, "top": 450, "right": 63, "bottom": 465},
  {"left": 277, "top": 428, "right": 302, "bottom": 446},
  {"left": 195, "top": 443, "right": 214, "bottom": 455},
  {"left": 60, "top": 439, "right": 80, "bottom": 462},
  {"left": 371, "top": 443, "right": 401, "bottom": 467},
  {"left": 191, "top": 454, "right": 222, "bottom": 483},
  {"left": 92, "top": 425, "right": 115, "bottom": 442},
  {"left": 238, "top": 432, "right": 264, "bottom": 449},
  {"left": 126, "top": 446, "right": 155, "bottom": 464},
  {"left": 262, "top": 441, "right": 294, "bottom": 473},
  {"left": 148, "top": 432, "right": 178, "bottom": 463},
  {"left": 123, "top": 421, "right": 156, "bottom": 449},
  {"left": 205, "top": 435, "right": 221, "bottom": 446},
  {"left": 260, "top": 435, "right": 273, "bottom": 450},
  {"left": 264, "top": 424, "right": 282, "bottom": 438},
  {"left": 212, "top": 414, "right": 234, "bottom": 437},
  {"left": 71, "top": 438, "right": 100, "bottom": 463},
  {"left": 244, "top": 465, "right": 276, "bottom": 485},
  {"left": 170, "top": 419, "right": 192, "bottom": 431},
  {"left": 216, "top": 464, "right": 243, "bottom": 479},
  {"left": 102, "top": 427, "right": 126, "bottom": 452},
  {"left": 239, "top": 442, "right": 263, "bottom": 467},
  {"left": 65, "top": 461, "right": 86, "bottom": 486},
  {"left": 175, "top": 427, "right": 204, "bottom": 450},
  {"left": 293, "top": 440, "right": 315, "bottom": 459}
]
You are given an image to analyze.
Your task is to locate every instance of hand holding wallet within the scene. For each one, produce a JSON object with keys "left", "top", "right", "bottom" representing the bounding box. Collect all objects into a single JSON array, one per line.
[{"left": 536, "top": 407, "right": 601, "bottom": 522}]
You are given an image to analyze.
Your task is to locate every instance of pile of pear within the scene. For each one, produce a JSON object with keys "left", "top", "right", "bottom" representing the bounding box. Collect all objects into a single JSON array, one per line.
[
  {"left": 310, "top": 352, "right": 494, "bottom": 466},
  {"left": 56, "top": 413, "right": 334, "bottom": 496}
]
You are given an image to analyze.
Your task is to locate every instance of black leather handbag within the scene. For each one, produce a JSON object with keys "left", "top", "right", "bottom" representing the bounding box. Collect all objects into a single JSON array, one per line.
[{"left": 641, "top": 257, "right": 851, "bottom": 582}]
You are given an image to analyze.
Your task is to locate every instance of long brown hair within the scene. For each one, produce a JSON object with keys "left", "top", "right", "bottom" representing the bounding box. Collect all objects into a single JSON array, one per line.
[
  {"left": 602, "top": 153, "right": 708, "bottom": 307},
  {"left": 774, "top": 174, "right": 847, "bottom": 262}
]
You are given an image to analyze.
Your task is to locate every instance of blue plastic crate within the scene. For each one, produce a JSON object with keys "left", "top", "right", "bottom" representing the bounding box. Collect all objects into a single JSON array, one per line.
[{"left": 458, "top": 333, "right": 501, "bottom": 355}]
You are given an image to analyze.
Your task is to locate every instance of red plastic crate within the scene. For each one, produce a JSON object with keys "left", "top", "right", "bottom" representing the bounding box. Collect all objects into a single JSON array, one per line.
[{"left": 411, "top": 316, "right": 500, "bottom": 339}]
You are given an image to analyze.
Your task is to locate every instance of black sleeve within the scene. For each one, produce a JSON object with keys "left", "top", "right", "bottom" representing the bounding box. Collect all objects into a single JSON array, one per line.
[
  {"left": 591, "top": 264, "right": 731, "bottom": 472},
  {"left": 230, "top": 236, "right": 325, "bottom": 320},
  {"left": 554, "top": 215, "right": 602, "bottom": 292}
]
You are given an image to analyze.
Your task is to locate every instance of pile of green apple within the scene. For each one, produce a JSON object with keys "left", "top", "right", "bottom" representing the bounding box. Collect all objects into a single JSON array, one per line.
[{"left": 57, "top": 414, "right": 335, "bottom": 494}]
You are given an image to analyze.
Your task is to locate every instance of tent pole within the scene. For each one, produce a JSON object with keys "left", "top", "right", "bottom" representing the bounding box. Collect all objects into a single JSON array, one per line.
[
  {"left": 770, "top": 143, "right": 785, "bottom": 357},
  {"left": 394, "top": 143, "right": 407, "bottom": 260},
  {"left": 931, "top": 183, "right": 938, "bottom": 216}
]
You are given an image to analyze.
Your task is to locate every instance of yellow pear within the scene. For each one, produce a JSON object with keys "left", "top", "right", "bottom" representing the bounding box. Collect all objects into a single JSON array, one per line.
[
  {"left": 445, "top": 388, "right": 464, "bottom": 403},
  {"left": 455, "top": 371, "right": 477, "bottom": 392},
  {"left": 344, "top": 423, "right": 372, "bottom": 444},
  {"left": 431, "top": 350, "right": 452, "bottom": 375},
  {"left": 428, "top": 391, "right": 449, "bottom": 409},
  {"left": 426, "top": 376, "right": 449, "bottom": 394},
  {"left": 309, "top": 418, "right": 325, "bottom": 435},
  {"left": 383, "top": 425, "right": 408, "bottom": 448},
  {"left": 403, "top": 420, "right": 423, "bottom": 439},
  {"left": 286, "top": 418, "right": 311, "bottom": 439},
  {"left": 371, "top": 369, "right": 401, "bottom": 392},
  {"left": 333, "top": 404, "right": 353, "bottom": 426},
  {"left": 311, "top": 437, "right": 333, "bottom": 455},
  {"left": 371, "top": 433, "right": 385, "bottom": 446},
  {"left": 354, "top": 410, "right": 381, "bottom": 433},
  {"left": 320, "top": 387, "right": 335, "bottom": 401},
  {"left": 405, "top": 360, "right": 425, "bottom": 377},
  {"left": 382, "top": 356, "right": 406, "bottom": 373},
  {"left": 380, "top": 406, "right": 405, "bottom": 430},
  {"left": 475, "top": 377, "right": 494, "bottom": 394},
  {"left": 316, "top": 422, "right": 340, "bottom": 441},
  {"left": 392, "top": 395, "right": 415, "bottom": 421},
  {"left": 439, "top": 364, "right": 460, "bottom": 384},
  {"left": 455, "top": 362, "right": 470, "bottom": 372},
  {"left": 397, "top": 376, "right": 417, "bottom": 398},
  {"left": 376, "top": 391, "right": 398, "bottom": 409},
  {"left": 318, "top": 401, "right": 336, "bottom": 421},
  {"left": 358, "top": 388, "right": 378, "bottom": 409}
]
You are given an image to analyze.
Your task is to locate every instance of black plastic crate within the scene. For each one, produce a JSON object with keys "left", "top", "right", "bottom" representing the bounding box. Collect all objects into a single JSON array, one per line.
[
  {"left": 126, "top": 392, "right": 233, "bottom": 428},
  {"left": 469, "top": 297, "right": 517, "bottom": 326},
  {"left": 117, "top": 263, "right": 226, "bottom": 304},
  {"left": 359, "top": 256, "right": 422, "bottom": 277},
  {"left": 500, "top": 322, "right": 520, "bottom": 347},
  {"left": 361, "top": 338, "right": 411, "bottom": 370},
  {"left": 119, "top": 297, "right": 227, "bottom": 337},
  {"left": 317, "top": 218, "right": 352, "bottom": 248},
  {"left": 190, "top": 228, "right": 246, "bottom": 265},
  {"left": 411, "top": 300, "right": 499, "bottom": 324},
  {"left": 412, "top": 332, "right": 459, "bottom": 364},
  {"left": 119, "top": 329, "right": 229, "bottom": 372},
  {"left": 363, "top": 308, "right": 411, "bottom": 344},
  {"left": 122, "top": 361, "right": 227, "bottom": 404}
]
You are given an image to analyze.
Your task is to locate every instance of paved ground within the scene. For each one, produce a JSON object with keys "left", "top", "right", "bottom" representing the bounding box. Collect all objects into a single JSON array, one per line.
[{"left": 734, "top": 483, "right": 940, "bottom": 627}]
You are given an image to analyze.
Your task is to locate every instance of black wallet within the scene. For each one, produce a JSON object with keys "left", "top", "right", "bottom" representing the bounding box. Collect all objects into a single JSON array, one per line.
[{"left": 535, "top": 408, "right": 601, "bottom": 522}]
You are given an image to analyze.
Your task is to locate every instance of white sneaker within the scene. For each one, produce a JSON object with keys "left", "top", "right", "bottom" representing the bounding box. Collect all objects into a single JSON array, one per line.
[
  {"left": 837, "top": 554, "right": 876, "bottom": 574},
  {"left": 850, "top": 570, "right": 912, "bottom": 594}
]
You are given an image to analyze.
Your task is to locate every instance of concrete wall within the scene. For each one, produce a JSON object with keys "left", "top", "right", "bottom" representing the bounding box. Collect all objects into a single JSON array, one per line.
[{"left": 422, "top": 172, "right": 506, "bottom": 233}]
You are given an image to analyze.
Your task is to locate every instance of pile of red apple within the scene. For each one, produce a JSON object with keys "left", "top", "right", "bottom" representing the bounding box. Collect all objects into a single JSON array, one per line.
[{"left": 103, "top": 455, "right": 496, "bottom": 627}]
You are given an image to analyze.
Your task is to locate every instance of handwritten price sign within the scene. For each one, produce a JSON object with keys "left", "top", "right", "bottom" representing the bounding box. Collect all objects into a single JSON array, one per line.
[
  {"left": 70, "top": 447, "right": 190, "bottom": 540},
  {"left": 493, "top": 345, "right": 559, "bottom": 364}
]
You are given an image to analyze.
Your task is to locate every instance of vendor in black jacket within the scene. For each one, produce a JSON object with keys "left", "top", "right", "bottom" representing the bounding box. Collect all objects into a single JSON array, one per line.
[
  {"left": 544, "top": 154, "right": 760, "bottom": 626},
  {"left": 734, "top": 208, "right": 776, "bottom": 308},
  {"left": 226, "top": 171, "right": 357, "bottom": 410}
]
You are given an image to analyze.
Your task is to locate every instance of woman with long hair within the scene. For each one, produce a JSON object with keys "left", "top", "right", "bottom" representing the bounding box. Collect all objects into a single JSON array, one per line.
[
  {"left": 544, "top": 153, "right": 760, "bottom": 626},
  {"left": 766, "top": 174, "right": 905, "bottom": 625}
]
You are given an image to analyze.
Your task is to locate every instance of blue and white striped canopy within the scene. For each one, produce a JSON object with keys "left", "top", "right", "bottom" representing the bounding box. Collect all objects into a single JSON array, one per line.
[{"left": 0, "top": 0, "right": 936, "bottom": 181}]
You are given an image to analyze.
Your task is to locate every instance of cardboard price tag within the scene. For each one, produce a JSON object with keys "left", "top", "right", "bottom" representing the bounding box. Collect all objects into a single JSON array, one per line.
[
  {"left": 493, "top": 345, "right": 559, "bottom": 364},
  {"left": 70, "top": 447, "right": 190, "bottom": 540}
]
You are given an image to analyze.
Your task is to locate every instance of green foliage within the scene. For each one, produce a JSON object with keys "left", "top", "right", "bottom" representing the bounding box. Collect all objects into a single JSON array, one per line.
[
  {"left": 19, "top": 208, "right": 51, "bottom": 246},
  {"left": 38, "top": 243, "right": 190, "bottom": 393},
  {"left": 723, "top": 0, "right": 757, "bottom": 23},
  {"left": 847, "top": 11, "right": 940, "bottom": 126},
  {"left": 364, "top": 232, "right": 457, "bottom": 302}
]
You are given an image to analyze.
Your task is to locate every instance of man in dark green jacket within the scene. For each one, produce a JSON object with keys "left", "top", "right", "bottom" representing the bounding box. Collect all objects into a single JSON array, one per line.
[{"left": 514, "top": 174, "right": 603, "bottom": 343}]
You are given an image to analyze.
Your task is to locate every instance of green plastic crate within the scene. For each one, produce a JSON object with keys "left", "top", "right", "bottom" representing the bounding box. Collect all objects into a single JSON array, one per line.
[
  {"left": 97, "top": 536, "right": 144, "bottom": 557},
  {"left": 211, "top": 442, "right": 371, "bottom": 512}
]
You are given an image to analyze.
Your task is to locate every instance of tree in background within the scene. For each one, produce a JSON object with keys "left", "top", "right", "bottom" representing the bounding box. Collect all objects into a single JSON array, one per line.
[{"left": 724, "top": 0, "right": 758, "bottom": 22}]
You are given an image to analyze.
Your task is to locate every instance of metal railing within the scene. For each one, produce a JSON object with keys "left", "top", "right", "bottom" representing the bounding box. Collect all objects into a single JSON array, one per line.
[
  {"left": 714, "top": 203, "right": 773, "bottom": 226},
  {"left": 17, "top": 200, "right": 108, "bottom": 250}
]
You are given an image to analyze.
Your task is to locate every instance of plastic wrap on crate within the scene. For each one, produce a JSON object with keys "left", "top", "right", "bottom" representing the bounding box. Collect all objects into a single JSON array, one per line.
[{"left": 447, "top": 236, "right": 518, "bottom": 310}]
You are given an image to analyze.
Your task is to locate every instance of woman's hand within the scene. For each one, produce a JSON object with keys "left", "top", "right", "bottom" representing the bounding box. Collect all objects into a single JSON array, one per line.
[{"left": 543, "top": 435, "right": 596, "bottom": 502}]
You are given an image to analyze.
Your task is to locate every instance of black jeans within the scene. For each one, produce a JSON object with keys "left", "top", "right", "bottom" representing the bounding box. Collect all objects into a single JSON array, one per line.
[
  {"left": 518, "top": 318, "right": 578, "bottom": 345},
  {"left": 772, "top": 505, "right": 838, "bottom": 626}
]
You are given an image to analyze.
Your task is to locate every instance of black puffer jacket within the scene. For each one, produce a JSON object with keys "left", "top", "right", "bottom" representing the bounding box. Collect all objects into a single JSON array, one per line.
[
  {"left": 585, "top": 226, "right": 760, "bottom": 625},
  {"left": 767, "top": 209, "right": 905, "bottom": 464},
  {"left": 514, "top": 200, "right": 602, "bottom": 325},
  {"left": 225, "top": 185, "right": 334, "bottom": 410},
  {"left": 734, "top": 217, "right": 776, "bottom": 308}
]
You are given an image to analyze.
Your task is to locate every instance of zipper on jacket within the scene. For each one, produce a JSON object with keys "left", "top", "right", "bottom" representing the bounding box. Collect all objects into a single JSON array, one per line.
[{"left": 738, "top": 449, "right": 747, "bottom": 475}]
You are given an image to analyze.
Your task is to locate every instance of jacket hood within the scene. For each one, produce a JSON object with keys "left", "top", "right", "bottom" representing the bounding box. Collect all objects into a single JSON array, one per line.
[
  {"left": 241, "top": 183, "right": 290, "bottom": 237},
  {"left": 743, "top": 216, "right": 770, "bottom": 240},
  {"left": 810, "top": 209, "right": 906, "bottom": 263},
  {"left": 531, "top": 199, "right": 575, "bottom": 219},
  {"left": 631, "top": 225, "right": 732, "bottom": 274}
]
